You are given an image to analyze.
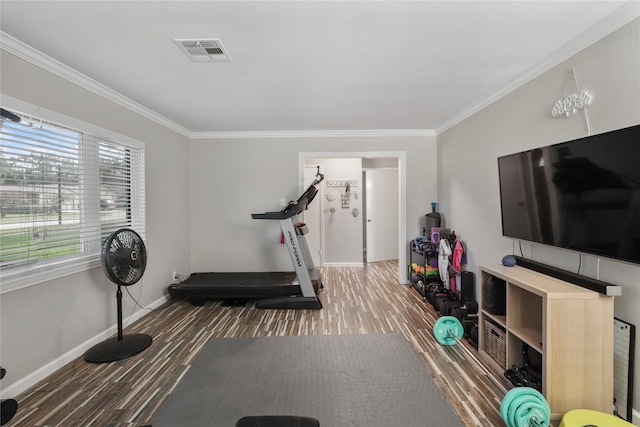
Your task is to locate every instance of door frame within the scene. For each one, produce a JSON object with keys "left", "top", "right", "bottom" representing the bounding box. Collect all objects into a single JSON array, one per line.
[{"left": 299, "top": 152, "right": 407, "bottom": 285}]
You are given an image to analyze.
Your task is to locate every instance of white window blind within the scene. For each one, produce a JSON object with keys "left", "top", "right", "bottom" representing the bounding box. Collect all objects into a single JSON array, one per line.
[{"left": 0, "top": 107, "right": 145, "bottom": 291}]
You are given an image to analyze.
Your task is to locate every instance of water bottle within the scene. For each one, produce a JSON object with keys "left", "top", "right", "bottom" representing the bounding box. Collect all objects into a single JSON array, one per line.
[{"left": 425, "top": 202, "right": 441, "bottom": 233}]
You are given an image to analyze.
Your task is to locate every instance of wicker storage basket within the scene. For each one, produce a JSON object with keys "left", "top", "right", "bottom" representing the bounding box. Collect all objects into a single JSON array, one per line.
[{"left": 484, "top": 319, "right": 506, "bottom": 368}]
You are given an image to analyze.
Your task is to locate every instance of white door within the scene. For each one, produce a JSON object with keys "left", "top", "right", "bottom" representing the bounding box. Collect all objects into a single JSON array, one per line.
[
  {"left": 303, "top": 166, "right": 322, "bottom": 267},
  {"left": 365, "top": 169, "right": 399, "bottom": 262}
]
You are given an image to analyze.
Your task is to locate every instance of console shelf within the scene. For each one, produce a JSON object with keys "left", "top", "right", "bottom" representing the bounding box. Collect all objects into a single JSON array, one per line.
[{"left": 478, "top": 264, "right": 614, "bottom": 420}]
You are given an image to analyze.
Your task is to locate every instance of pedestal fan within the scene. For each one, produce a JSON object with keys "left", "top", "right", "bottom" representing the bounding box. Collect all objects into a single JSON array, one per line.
[
  {"left": 84, "top": 228, "right": 152, "bottom": 363},
  {"left": 1, "top": 367, "right": 18, "bottom": 425}
]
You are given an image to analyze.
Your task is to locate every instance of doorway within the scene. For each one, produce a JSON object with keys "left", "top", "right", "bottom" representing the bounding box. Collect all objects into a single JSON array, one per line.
[
  {"left": 364, "top": 167, "right": 399, "bottom": 263},
  {"left": 300, "top": 152, "right": 406, "bottom": 284}
]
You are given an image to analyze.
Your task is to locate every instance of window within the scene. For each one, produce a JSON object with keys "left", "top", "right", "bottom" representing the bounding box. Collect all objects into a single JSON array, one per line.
[{"left": 0, "top": 106, "right": 145, "bottom": 291}]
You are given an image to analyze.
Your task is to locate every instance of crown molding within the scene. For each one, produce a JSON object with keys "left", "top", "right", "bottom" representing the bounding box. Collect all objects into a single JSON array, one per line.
[
  {"left": 0, "top": 31, "right": 192, "bottom": 138},
  {"left": 190, "top": 128, "right": 436, "bottom": 139},
  {"left": 3, "top": 1, "right": 637, "bottom": 140},
  {"left": 0, "top": 31, "right": 435, "bottom": 140},
  {"left": 435, "top": 1, "right": 640, "bottom": 135}
]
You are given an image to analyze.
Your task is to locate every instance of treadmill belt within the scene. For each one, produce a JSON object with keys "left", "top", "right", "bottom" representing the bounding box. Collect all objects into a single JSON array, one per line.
[
  {"left": 183, "top": 271, "right": 297, "bottom": 286},
  {"left": 168, "top": 271, "right": 301, "bottom": 300}
]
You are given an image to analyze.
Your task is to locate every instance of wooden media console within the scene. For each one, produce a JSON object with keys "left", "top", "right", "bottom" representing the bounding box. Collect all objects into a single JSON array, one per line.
[{"left": 478, "top": 264, "right": 614, "bottom": 420}]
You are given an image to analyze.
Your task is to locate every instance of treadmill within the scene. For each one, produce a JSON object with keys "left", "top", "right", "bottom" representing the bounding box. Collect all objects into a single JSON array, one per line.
[{"left": 168, "top": 168, "right": 324, "bottom": 310}]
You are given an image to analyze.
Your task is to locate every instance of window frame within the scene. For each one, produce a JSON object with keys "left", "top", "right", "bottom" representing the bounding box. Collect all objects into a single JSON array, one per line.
[{"left": 0, "top": 96, "right": 146, "bottom": 293}]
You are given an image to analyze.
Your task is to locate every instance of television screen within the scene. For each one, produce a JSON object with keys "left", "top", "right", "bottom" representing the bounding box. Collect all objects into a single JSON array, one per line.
[{"left": 498, "top": 124, "right": 640, "bottom": 264}]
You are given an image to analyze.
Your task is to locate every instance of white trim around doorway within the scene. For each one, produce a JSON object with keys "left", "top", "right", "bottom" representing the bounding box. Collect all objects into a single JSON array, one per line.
[{"left": 299, "top": 151, "right": 407, "bottom": 285}]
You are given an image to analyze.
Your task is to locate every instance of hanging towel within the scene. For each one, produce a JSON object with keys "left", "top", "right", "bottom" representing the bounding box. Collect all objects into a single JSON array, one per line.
[
  {"left": 450, "top": 239, "right": 465, "bottom": 292},
  {"left": 439, "top": 238, "right": 452, "bottom": 288}
]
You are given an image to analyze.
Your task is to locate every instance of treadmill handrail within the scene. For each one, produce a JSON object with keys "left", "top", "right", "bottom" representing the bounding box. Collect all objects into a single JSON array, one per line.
[
  {"left": 251, "top": 210, "right": 297, "bottom": 220},
  {"left": 252, "top": 166, "right": 323, "bottom": 220}
]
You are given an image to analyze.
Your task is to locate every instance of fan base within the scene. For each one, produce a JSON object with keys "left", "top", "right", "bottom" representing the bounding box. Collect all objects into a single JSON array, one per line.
[{"left": 84, "top": 334, "right": 153, "bottom": 363}]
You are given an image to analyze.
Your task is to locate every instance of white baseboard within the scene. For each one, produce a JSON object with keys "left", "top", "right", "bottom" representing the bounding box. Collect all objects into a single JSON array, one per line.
[
  {"left": 2, "top": 294, "right": 169, "bottom": 397},
  {"left": 323, "top": 262, "right": 364, "bottom": 267},
  {"left": 632, "top": 408, "right": 639, "bottom": 425}
]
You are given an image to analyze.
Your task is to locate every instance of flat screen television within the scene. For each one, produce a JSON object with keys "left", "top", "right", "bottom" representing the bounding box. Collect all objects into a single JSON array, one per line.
[{"left": 498, "top": 124, "right": 640, "bottom": 265}]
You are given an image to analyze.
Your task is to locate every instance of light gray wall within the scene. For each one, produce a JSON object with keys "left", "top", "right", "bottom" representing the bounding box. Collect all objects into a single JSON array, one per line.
[
  {"left": 189, "top": 137, "right": 436, "bottom": 273},
  {"left": 0, "top": 52, "right": 191, "bottom": 392},
  {"left": 438, "top": 19, "right": 640, "bottom": 412},
  {"left": 319, "top": 157, "right": 363, "bottom": 265}
]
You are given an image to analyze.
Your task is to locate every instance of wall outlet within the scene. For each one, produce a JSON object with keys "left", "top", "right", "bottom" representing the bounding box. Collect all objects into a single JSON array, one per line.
[{"left": 172, "top": 271, "right": 179, "bottom": 284}]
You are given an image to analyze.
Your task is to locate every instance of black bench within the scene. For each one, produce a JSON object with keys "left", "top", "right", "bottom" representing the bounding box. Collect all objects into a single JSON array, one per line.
[{"left": 235, "top": 415, "right": 320, "bottom": 427}]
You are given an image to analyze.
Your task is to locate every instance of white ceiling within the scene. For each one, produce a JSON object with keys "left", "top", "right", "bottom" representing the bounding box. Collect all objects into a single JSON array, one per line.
[{"left": 1, "top": 1, "right": 638, "bottom": 137}]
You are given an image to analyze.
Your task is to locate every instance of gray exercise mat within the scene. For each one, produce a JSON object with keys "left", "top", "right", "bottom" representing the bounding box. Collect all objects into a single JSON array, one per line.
[{"left": 150, "top": 334, "right": 463, "bottom": 427}]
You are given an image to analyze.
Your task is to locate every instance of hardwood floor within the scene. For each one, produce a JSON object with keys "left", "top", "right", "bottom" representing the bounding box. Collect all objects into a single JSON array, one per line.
[{"left": 6, "top": 260, "right": 512, "bottom": 427}]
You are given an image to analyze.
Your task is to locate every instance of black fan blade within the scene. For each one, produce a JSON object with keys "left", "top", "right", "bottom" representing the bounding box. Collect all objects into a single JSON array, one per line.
[{"left": 102, "top": 229, "right": 147, "bottom": 286}]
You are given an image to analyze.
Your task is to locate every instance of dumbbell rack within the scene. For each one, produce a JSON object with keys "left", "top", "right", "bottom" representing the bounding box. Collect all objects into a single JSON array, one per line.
[{"left": 407, "top": 240, "right": 440, "bottom": 299}]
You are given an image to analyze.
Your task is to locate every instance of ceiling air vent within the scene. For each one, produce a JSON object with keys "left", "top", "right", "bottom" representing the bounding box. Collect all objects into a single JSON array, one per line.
[{"left": 175, "top": 38, "right": 232, "bottom": 62}]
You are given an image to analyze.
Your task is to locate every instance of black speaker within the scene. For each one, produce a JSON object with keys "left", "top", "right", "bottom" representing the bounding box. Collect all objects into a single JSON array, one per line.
[
  {"left": 514, "top": 256, "right": 620, "bottom": 296},
  {"left": 482, "top": 276, "right": 506, "bottom": 315},
  {"left": 459, "top": 271, "right": 475, "bottom": 303}
]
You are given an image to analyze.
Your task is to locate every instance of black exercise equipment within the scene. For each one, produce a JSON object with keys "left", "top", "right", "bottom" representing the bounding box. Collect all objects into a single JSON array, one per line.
[
  {"left": 235, "top": 415, "right": 320, "bottom": 427},
  {"left": 504, "top": 343, "right": 543, "bottom": 392},
  {"left": 169, "top": 168, "right": 325, "bottom": 310}
]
